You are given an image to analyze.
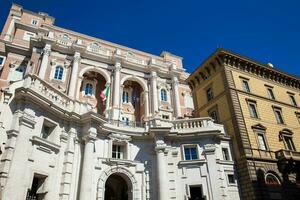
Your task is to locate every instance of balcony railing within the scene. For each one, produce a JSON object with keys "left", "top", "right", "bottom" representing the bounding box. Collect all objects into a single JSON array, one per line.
[
  {"left": 244, "top": 148, "right": 276, "bottom": 160},
  {"left": 86, "top": 45, "right": 111, "bottom": 56},
  {"left": 108, "top": 120, "right": 146, "bottom": 128},
  {"left": 56, "top": 37, "right": 72, "bottom": 46},
  {"left": 22, "top": 74, "right": 94, "bottom": 115},
  {"left": 125, "top": 55, "right": 146, "bottom": 66},
  {"left": 170, "top": 117, "right": 225, "bottom": 134},
  {"left": 275, "top": 149, "right": 300, "bottom": 161}
]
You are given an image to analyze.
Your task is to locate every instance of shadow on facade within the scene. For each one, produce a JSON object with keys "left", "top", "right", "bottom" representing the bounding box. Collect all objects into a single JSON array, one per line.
[{"left": 253, "top": 168, "right": 300, "bottom": 200}]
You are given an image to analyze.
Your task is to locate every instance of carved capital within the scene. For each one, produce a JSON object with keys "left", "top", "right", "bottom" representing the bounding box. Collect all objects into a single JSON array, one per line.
[
  {"left": 204, "top": 144, "right": 216, "bottom": 154},
  {"left": 150, "top": 71, "right": 157, "bottom": 78},
  {"left": 115, "top": 62, "right": 121, "bottom": 70},
  {"left": 73, "top": 52, "right": 81, "bottom": 63},
  {"left": 82, "top": 135, "right": 96, "bottom": 144},
  {"left": 43, "top": 44, "right": 51, "bottom": 56},
  {"left": 155, "top": 140, "right": 167, "bottom": 152}
]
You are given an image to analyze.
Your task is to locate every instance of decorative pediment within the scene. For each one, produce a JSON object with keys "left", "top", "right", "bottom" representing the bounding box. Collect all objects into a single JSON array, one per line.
[
  {"left": 279, "top": 128, "right": 293, "bottom": 135},
  {"left": 108, "top": 133, "right": 131, "bottom": 142},
  {"left": 251, "top": 123, "right": 266, "bottom": 131}
]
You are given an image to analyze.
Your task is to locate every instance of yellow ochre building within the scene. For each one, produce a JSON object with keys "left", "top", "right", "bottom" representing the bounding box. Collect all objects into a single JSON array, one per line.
[{"left": 187, "top": 49, "right": 300, "bottom": 200}]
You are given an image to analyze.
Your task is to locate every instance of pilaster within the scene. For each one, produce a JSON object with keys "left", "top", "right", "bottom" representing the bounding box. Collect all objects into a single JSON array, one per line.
[
  {"left": 59, "top": 127, "right": 76, "bottom": 200},
  {"left": 38, "top": 44, "right": 52, "bottom": 79},
  {"left": 150, "top": 71, "right": 158, "bottom": 116},
  {"left": 4, "top": 15, "right": 20, "bottom": 41},
  {"left": 1, "top": 110, "right": 36, "bottom": 200},
  {"left": 154, "top": 138, "right": 168, "bottom": 200},
  {"left": 79, "top": 132, "right": 96, "bottom": 200},
  {"left": 68, "top": 52, "right": 81, "bottom": 99},
  {"left": 112, "top": 61, "right": 122, "bottom": 120},
  {"left": 172, "top": 75, "right": 181, "bottom": 118}
]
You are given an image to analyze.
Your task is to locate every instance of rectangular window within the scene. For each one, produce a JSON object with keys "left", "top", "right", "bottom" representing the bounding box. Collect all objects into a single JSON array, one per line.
[
  {"left": 209, "top": 110, "right": 219, "bottom": 123},
  {"left": 222, "top": 148, "right": 230, "bottom": 161},
  {"left": 31, "top": 19, "right": 38, "bottom": 25},
  {"left": 274, "top": 108, "right": 284, "bottom": 124},
  {"left": 121, "top": 117, "right": 129, "bottom": 126},
  {"left": 283, "top": 136, "right": 296, "bottom": 151},
  {"left": 289, "top": 95, "right": 297, "bottom": 106},
  {"left": 242, "top": 80, "right": 251, "bottom": 93},
  {"left": 184, "top": 146, "right": 198, "bottom": 160},
  {"left": 296, "top": 112, "right": 300, "bottom": 124},
  {"left": 122, "top": 91, "right": 129, "bottom": 103},
  {"left": 257, "top": 133, "right": 267, "bottom": 151},
  {"left": 267, "top": 88, "right": 275, "bottom": 100},
  {"left": 162, "top": 115, "right": 169, "bottom": 120},
  {"left": 206, "top": 87, "right": 214, "bottom": 101},
  {"left": 189, "top": 186, "right": 204, "bottom": 200},
  {"left": 227, "top": 174, "right": 236, "bottom": 184},
  {"left": 248, "top": 102, "right": 258, "bottom": 118},
  {"left": 112, "top": 144, "right": 124, "bottom": 159},
  {"left": 0, "top": 56, "right": 5, "bottom": 66}
]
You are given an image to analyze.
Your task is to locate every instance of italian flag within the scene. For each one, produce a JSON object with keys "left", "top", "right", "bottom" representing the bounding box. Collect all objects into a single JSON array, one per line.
[{"left": 100, "top": 85, "right": 110, "bottom": 103}]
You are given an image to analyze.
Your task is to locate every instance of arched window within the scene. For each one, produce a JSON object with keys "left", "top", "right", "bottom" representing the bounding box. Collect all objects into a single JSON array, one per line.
[
  {"left": 62, "top": 34, "right": 70, "bottom": 39},
  {"left": 54, "top": 66, "right": 64, "bottom": 80},
  {"left": 122, "top": 91, "right": 129, "bottom": 103},
  {"left": 85, "top": 83, "right": 93, "bottom": 96},
  {"left": 265, "top": 173, "right": 281, "bottom": 186},
  {"left": 161, "top": 89, "right": 167, "bottom": 101},
  {"left": 90, "top": 42, "right": 99, "bottom": 48}
]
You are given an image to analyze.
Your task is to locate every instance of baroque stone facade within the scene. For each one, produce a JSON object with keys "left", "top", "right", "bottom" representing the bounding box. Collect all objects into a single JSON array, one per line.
[
  {"left": 188, "top": 49, "right": 300, "bottom": 200},
  {"left": 0, "top": 4, "right": 240, "bottom": 200}
]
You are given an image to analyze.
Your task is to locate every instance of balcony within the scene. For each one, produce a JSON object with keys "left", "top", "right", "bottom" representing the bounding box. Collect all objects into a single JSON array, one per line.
[
  {"left": 275, "top": 149, "right": 300, "bottom": 161},
  {"left": 56, "top": 37, "right": 72, "bottom": 47},
  {"left": 19, "top": 74, "right": 94, "bottom": 115},
  {"left": 86, "top": 45, "right": 111, "bottom": 57},
  {"left": 108, "top": 119, "right": 146, "bottom": 128},
  {"left": 170, "top": 117, "right": 225, "bottom": 134}
]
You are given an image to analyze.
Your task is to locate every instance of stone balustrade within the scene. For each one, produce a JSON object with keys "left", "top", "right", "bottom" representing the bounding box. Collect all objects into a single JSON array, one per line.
[
  {"left": 125, "top": 55, "right": 146, "bottom": 66},
  {"left": 171, "top": 117, "right": 225, "bottom": 134},
  {"left": 86, "top": 45, "right": 111, "bottom": 56},
  {"left": 56, "top": 37, "right": 72, "bottom": 46},
  {"left": 23, "top": 74, "right": 93, "bottom": 114}
]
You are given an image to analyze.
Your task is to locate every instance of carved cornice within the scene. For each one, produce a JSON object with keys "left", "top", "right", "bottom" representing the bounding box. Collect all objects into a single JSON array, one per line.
[
  {"left": 108, "top": 133, "right": 131, "bottom": 142},
  {"left": 188, "top": 49, "right": 300, "bottom": 90}
]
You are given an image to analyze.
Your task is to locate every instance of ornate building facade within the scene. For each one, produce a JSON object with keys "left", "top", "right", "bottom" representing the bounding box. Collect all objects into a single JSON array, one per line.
[
  {"left": 187, "top": 49, "right": 300, "bottom": 200},
  {"left": 0, "top": 5, "right": 240, "bottom": 200}
]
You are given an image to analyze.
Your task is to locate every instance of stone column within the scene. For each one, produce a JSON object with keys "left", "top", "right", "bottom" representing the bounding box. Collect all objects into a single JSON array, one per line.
[
  {"left": 150, "top": 71, "right": 158, "bottom": 115},
  {"left": 112, "top": 62, "right": 121, "bottom": 120},
  {"left": 4, "top": 16, "right": 20, "bottom": 41},
  {"left": 79, "top": 135, "right": 95, "bottom": 200},
  {"left": 144, "top": 91, "right": 149, "bottom": 118},
  {"left": 172, "top": 76, "right": 181, "bottom": 118},
  {"left": 155, "top": 140, "right": 168, "bottom": 200},
  {"left": 38, "top": 44, "right": 51, "bottom": 79},
  {"left": 68, "top": 52, "right": 81, "bottom": 98}
]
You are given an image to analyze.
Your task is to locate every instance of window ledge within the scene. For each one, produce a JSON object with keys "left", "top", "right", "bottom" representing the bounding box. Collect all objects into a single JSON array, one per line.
[
  {"left": 216, "top": 159, "right": 234, "bottom": 165},
  {"left": 178, "top": 159, "right": 206, "bottom": 165},
  {"left": 30, "top": 136, "right": 61, "bottom": 154}
]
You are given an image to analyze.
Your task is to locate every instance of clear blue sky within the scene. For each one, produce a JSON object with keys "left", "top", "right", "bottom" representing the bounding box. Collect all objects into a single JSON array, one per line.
[{"left": 1, "top": 0, "right": 299, "bottom": 76}]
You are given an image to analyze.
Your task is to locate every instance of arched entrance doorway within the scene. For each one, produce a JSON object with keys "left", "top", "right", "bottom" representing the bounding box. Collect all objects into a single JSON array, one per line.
[{"left": 104, "top": 174, "right": 130, "bottom": 200}]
